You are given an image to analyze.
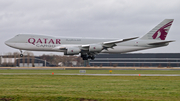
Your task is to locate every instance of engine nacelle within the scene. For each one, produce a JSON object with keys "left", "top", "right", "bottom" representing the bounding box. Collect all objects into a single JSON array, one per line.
[
  {"left": 89, "top": 44, "right": 103, "bottom": 52},
  {"left": 64, "top": 48, "right": 80, "bottom": 55}
]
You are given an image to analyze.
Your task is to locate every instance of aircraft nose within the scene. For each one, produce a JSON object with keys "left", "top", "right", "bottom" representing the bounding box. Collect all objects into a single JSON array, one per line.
[{"left": 5, "top": 39, "right": 12, "bottom": 46}]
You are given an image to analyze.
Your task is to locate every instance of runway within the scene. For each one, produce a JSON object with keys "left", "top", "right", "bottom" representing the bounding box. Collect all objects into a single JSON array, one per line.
[
  {"left": 0, "top": 73, "right": 180, "bottom": 76},
  {"left": 0, "top": 67, "right": 180, "bottom": 70}
]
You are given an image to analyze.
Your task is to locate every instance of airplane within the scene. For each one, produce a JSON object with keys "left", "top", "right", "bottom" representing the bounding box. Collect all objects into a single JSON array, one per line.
[{"left": 5, "top": 19, "right": 174, "bottom": 60}]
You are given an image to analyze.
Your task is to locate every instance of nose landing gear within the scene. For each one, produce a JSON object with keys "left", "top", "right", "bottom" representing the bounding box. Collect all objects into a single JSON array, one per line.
[
  {"left": 20, "top": 54, "right": 23, "bottom": 57},
  {"left": 20, "top": 50, "right": 23, "bottom": 57}
]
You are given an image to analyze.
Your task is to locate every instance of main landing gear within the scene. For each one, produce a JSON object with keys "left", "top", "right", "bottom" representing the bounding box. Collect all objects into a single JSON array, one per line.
[
  {"left": 81, "top": 53, "right": 95, "bottom": 60},
  {"left": 20, "top": 50, "right": 23, "bottom": 57},
  {"left": 81, "top": 53, "right": 95, "bottom": 67}
]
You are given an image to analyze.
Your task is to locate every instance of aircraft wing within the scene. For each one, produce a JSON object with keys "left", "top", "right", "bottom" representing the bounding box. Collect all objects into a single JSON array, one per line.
[
  {"left": 102, "top": 37, "right": 138, "bottom": 48},
  {"left": 148, "top": 40, "right": 175, "bottom": 45},
  {"left": 103, "top": 37, "right": 138, "bottom": 45},
  {"left": 81, "top": 37, "right": 138, "bottom": 50},
  {"left": 54, "top": 37, "right": 138, "bottom": 51}
]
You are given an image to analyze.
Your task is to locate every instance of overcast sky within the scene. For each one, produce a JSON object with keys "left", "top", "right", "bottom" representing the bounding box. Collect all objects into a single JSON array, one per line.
[{"left": 0, "top": 0, "right": 180, "bottom": 56}]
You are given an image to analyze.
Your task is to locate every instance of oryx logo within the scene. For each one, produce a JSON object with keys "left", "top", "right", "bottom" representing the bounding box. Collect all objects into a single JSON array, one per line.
[{"left": 152, "top": 21, "right": 173, "bottom": 40}]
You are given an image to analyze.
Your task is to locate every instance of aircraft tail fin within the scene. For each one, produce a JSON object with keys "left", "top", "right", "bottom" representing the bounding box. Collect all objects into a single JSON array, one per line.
[{"left": 140, "top": 19, "right": 174, "bottom": 40}]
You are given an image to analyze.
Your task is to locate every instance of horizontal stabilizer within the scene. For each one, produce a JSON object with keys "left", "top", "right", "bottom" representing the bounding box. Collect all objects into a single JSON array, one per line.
[{"left": 148, "top": 40, "right": 175, "bottom": 45}]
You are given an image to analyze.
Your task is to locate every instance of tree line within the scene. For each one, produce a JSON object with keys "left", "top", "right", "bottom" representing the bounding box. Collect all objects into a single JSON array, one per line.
[{"left": 0, "top": 52, "right": 83, "bottom": 67}]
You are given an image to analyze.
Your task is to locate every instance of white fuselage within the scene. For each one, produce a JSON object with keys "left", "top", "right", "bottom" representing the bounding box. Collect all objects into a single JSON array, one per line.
[
  {"left": 5, "top": 34, "right": 167, "bottom": 54},
  {"left": 4, "top": 19, "right": 174, "bottom": 60}
]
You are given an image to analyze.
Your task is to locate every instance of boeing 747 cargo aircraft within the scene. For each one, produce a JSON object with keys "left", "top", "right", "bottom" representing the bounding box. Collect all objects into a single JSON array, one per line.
[{"left": 5, "top": 19, "right": 174, "bottom": 60}]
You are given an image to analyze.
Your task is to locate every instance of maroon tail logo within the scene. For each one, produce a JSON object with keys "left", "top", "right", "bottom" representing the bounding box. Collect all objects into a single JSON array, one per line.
[{"left": 152, "top": 21, "right": 173, "bottom": 40}]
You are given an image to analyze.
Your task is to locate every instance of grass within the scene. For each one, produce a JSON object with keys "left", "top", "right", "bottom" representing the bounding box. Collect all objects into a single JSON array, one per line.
[{"left": 0, "top": 70, "right": 180, "bottom": 101}]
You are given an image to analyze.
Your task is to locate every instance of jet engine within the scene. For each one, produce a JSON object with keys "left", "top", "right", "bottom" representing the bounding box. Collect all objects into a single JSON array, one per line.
[
  {"left": 89, "top": 44, "right": 103, "bottom": 52},
  {"left": 64, "top": 47, "right": 80, "bottom": 55}
]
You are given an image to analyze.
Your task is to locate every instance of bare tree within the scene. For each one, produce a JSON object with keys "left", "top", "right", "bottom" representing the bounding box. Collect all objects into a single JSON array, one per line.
[
  {"left": 7, "top": 52, "right": 12, "bottom": 66},
  {"left": 22, "top": 54, "right": 25, "bottom": 67},
  {"left": 39, "top": 54, "right": 83, "bottom": 67},
  {"left": 18, "top": 53, "right": 20, "bottom": 67},
  {"left": 24, "top": 51, "right": 31, "bottom": 67},
  {"left": 13, "top": 52, "right": 17, "bottom": 66},
  {"left": 3, "top": 53, "right": 7, "bottom": 66},
  {"left": 30, "top": 52, "right": 34, "bottom": 67},
  {"left": 13, "top": 52, "right": 20, "bottom": 67}
]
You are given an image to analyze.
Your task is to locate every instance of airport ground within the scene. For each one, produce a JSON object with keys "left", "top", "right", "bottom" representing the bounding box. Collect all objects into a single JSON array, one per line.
[{"left": 0, "top": 67, "right": 180, "bottom": 101}]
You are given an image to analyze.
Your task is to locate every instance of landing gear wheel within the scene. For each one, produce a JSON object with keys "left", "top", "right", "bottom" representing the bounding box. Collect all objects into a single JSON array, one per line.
[
  {"left": 88, "top": 55, "right": 95, "bottom": 60},
  {"left": 91, "top": 56, "right": 95, "bottom": 60},
  {"left": 81, "top": 54, "right": 88, "bottom": 60},
  {"left": 82, "top": 56, "right": 88, "bottom": 60},
  {"left": 20, "top": 54, "right": 23, "bottom": 57},
  {"left": 19, "top": 50, "right": 23, "bottom": 57}
]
